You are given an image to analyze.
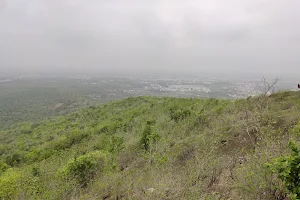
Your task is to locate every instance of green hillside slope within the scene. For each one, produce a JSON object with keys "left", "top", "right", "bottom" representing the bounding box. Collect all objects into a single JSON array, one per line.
[{"left": 0, "top": 91, "right": 300, "bottom": 199}]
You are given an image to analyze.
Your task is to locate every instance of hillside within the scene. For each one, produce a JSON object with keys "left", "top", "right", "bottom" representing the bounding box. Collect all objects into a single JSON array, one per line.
[{"left": 0, "top": 91, "right": 300, "bottom": 199}]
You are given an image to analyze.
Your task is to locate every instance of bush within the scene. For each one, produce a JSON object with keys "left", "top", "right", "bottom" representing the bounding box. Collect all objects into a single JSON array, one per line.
[
  {"left": 5, "top": 152, "right": 24, "bottom": 167},
  {"left": 269, "top": 140, "right": 300, "bottom": 199},
  {"left": 194, "top": 112, "right": 208, "bottom": 127},
  {"left": 25, "top": 148, "right": 57, "bottom": 163},
  {"left": 170, "top": 108, "right": 191, "bottom": 122},
  {"left": 140, "top": 122, "right": 160, "bottom": 152},
  {"left": 0, "top": 168, "right": 22, "bottom": 199},
  {"left": 50, "top": 130, "right": 88, "bottom": 151},
  {"left": 58, "top": 151, "right": 108, "bottom": 186},
  {"left": 21, "top": 129, "right": 33, "bottom": 134},
  {"left": 141, "top": 124, "right": 152, "bottom": 151},
  {"left": 97, "top": 121, "right": 123, "bottom": 134},
  {"left": 94, "top": 136, "right": 124, "bottom": 155},
  {"left": 0, "top": 144, "right": 6, "bottom": 156},
  {"left": 0, "top": 161, "right": 9, "bottom": 173},
  {"left": 109, "top": 136, "right": 125, "bottom": 156}
]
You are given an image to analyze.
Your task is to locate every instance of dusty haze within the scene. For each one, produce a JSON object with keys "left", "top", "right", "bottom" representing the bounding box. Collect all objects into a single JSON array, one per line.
[{"left": 0, "top": 0, "right": 299, "bottom": 77}]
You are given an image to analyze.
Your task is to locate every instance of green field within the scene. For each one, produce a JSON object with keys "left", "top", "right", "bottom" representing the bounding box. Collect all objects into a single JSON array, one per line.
[{"left": 0, "top": 90, "right": 300, "bottom": 199}]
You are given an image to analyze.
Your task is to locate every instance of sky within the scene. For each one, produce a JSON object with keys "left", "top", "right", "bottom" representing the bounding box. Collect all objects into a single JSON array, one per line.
[{"left": 0, "top": 0, "right": 299, "bottom": 76}]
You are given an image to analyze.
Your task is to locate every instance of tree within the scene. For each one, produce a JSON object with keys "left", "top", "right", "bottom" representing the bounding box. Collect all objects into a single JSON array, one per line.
[{"left": 241, "top": 77, "right": 279, "bottom": 146}]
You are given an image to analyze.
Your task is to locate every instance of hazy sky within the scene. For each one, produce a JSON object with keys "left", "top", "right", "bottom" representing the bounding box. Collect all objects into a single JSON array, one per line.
[{"left": 0, "top": 0, "right": 299, "bottom": 76}]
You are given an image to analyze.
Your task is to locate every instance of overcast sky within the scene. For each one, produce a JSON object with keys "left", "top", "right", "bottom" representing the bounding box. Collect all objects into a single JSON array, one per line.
[{"left": 0, "top": 0, "right": 299, "bottom": 76}]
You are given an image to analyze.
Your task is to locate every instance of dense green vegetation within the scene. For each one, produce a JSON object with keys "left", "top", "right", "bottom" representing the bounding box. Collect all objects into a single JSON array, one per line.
[
  {"left": 0, "top": 91, "right": 300, "bottom": 199},
  {"left": 268, "top": 140, "right": 300, "bottom": 199},
  {"left": 0, "top": 78, "right": 132, "bottom": 130},
  {"left": 0, "top": 80, "right": 88, "bottom": 130}
]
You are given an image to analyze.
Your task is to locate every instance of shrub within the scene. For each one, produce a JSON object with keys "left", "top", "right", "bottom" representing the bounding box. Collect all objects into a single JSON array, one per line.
[
  {"left": 141, "top": 124, "right": 152, "bottom": 151},
  {"left": 31, "top": 123, "right": 41, "bottom": 129},
  {"left": 5, "top": 152, "right": 24, "bottom": 166},
  {"left": 31, "top": 167, "right": 41, "bottom": 177},
  {"left": 109, "top": 136, "right": 125, "bottom": 156},
  {"left": 269, "top": 140, "right": 300, "bottom": 199},
  {"left": 93, "top": 135, "right": 111, "bottom": 151},
  {"left": 0, "top": 161, "right": 9, "bottom": 173},
  {"left": 0, "top": 168, "right": 22, "bottom": 199},
  {"left": 0, "top": 144, "right": 6, "bottom": 156},
  {"left": 170, "top": 108, "right": 191, "bottom": 122},
  {"left": 291, "top": 123, "right": 300, "bottom": 137},
  {"left": 25, "top": 148, "right": 57, "bottom": 163},
  {"left": 21, "top": 129, "right": 33, "bottom": 134},
  {"left": 93, "top": 135, "right": 124, "bottom": 155},
  {"left": 58, "top": 151, "right": 108, "bottom": 186},
  {"left": 98, "top": 121, "right": 123, "bottom": 134},
  {"left": 236, "top": 140, "right": 286, "bottom": 200},
  {"left": 50, "top": 130, "right": 88, "bottom": 151},
  {"left": 194, "top": 112, "right": 208, "bottom": 127},
  {"left": 140, "top": 122, "right": 160, "bottom": 152}
]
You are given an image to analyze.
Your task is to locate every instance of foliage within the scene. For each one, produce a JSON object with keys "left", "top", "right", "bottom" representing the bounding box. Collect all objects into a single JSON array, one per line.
[
  {"left": 268, "top": 140, "right": 300, "bottom": 199},
  {"left": 109, "top": 136, "right": 125, "bottom": 156},
  {"left": 170, "top": 108, "right": 191, "bottom": 122},
  {"left": 0, "top": 161, "right": 9, "bottom": 173},
  {"left": 57, "top": 151, "right": 108, "bottom": 186},
  {"left": 0, "top": 168, "right": 22, "bottom": 199},
  {"left": 5, "top": 151, "right": 25, "bottom": 167},
  {"left": 140, "top": 120, "right": 161, "bottom": 152},
  {"left": 0, "top": 92, "right": 299, "bottom": 199}
]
